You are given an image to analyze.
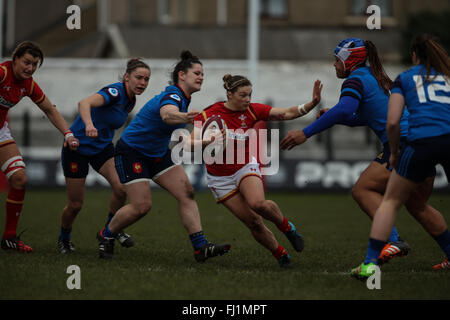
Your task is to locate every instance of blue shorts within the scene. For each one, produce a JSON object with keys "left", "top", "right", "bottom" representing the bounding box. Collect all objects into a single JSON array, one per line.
[
  {"left": 114, "top": 139, "right": 175, "bottom": 184},
  {"left": 61, "top": 143, "right": 114, "bottom": 178},
  {"left": 395, "top": 134, "right": 450, "bottom": 183},
  {"left": 374, "top": 139, "right": 407, "bottom": 171}
]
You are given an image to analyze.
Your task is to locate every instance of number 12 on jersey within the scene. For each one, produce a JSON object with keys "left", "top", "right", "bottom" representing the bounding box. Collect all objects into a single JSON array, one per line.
[{"left": 413, "top": 75, "right": 450, "bottom": 104}]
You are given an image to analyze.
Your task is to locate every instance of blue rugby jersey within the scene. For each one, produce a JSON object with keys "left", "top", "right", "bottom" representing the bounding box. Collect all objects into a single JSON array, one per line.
[
  {"left": 70, "top": 82, "right": 135, "bottom": 156},
  {"left": 391, "top": 64, "right": 450, "bottom": 141},
  {"left": 341, "top": 66, "right": 409, "bottom": 143},
  {"left": 120, "top": 85, "right": 190, "bottom": 157},
  {"left": 303, "top": 66, "right": 409, "bottom": 144}
]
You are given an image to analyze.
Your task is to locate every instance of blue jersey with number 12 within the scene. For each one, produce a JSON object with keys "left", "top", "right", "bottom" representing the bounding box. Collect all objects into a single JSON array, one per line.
[{"left": 391, "top": 65, "right": 450, "bottom": 141}]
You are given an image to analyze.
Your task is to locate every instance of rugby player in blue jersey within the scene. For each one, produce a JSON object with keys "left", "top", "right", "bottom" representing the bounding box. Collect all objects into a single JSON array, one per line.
[
  {"left": 351, "top": 34, "right": 450, "bottom": 278},
  {"left": 96, "top": 51, "right": 231, "bottom": 261},
  {"left": 281, "top": 38, "right": 445, "bottom": 264},
  {"left": 58, "top": 59, "right": 150, "bottom": 254}
]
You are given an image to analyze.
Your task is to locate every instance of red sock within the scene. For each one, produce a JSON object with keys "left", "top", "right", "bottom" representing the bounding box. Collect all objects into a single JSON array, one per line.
[
  {"left": 271, "top": 245, "right": 287, "bottom": 260},
  {"left": 276, "top": 216, "right": 292, "bottom": 233},
  {"left": 4, "top": 187, "right": 25, "bottom": 239}
]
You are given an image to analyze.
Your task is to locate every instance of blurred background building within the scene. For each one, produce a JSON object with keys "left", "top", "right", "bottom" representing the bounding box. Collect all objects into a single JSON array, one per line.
[{"left": 0, "top": 0, "right": 449, "bottom": 190}]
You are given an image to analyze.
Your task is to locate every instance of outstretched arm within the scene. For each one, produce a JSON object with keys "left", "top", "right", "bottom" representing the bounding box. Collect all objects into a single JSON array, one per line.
[
  {"left": 280, "top": 95, "right": 361, "bottom": 150},
  {"left": 160, "top": 105, "right": 199, "bottom": 125},
  {"left": 36, "top": 96, "right": 79, "bottom": 150},
  {"left": 268, "top": 80, "right": 322, "bottom": 120}
]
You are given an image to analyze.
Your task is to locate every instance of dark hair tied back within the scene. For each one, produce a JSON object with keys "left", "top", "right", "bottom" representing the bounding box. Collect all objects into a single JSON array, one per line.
[
  {"left": 364, "top": 40, "right": 392, "bottom": 94},
  {"left": 171, "top": 50, "right": 202, "bottom": 84}
]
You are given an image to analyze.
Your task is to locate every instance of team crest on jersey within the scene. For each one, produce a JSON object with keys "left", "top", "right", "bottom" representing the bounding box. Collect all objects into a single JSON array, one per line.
[
  {"left": 70, "top": 162, "right": 79, "bottom": 173},
  {"left": 132, "top": 162, "right": 143, "bottom": 174},
  {"left": 170, "top": 94, "right": 181, "bottom": 102},
  {"left": 238, "top": 114, "right": 247, "bottom": 128},
  {"left": 108, "top": 88, "right": 119, "bottom": 97}
]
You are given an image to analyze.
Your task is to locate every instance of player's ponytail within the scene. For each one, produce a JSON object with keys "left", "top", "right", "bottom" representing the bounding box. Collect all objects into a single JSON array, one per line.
[
  {"left": 411, "top": 34, "right": 450, "bottom": 83},
  {"left": 223, "top": 74, "right": 252, "bottom": 93},
  {"left": 364, "top": 40, "right": 392, "bottom": 94},
  {"left": 171, "top": 50, "right": 202, "bottom": 85},
  {"left": 12, "top": 41, "right": 44, "bottom": 67}
]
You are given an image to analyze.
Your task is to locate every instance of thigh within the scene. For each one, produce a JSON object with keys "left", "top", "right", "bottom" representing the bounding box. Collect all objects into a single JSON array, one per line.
[
  {"left": 238, "top": 175, "right": 266, "bottom": 205},
  {"left": 385, "top": 170, "right": 420, "bottom": 205},
  {"left": 154, "top": 165, "right": 193, "bottom": 199},
  {"left": 98, "top": 157, "right": 123, "bottom": 191},
  {"left": 65, "top": 177, "right": 86, "bottom": 204},
  {"left": 126, "top": 180, "right": 152, "bottom": 205},
  {"left": 0, "top": 142, "right": 22, "bottom": 168},
  {"left": 354, "top": 161, "right": 390, "bottom": 193}
]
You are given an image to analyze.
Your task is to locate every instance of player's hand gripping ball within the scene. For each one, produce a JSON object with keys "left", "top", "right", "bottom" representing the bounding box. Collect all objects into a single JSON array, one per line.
[{"left": 202, "top": 115, "right": 228, "bottom": 154}]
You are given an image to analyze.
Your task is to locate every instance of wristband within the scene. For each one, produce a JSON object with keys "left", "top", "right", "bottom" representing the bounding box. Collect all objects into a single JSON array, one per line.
[
  {"left": 297, "top": 103, "right": 308, "bottom": 116},
  {"left": 64, "top": 131, "right": 74, "bottom": 141}
]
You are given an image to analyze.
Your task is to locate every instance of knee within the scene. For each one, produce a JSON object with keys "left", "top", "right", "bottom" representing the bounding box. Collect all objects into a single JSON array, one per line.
[
  {"left": 184, "top": 181, "right": 195, "bottom": 200},
  {"left": 113, "top": 184, "right": 127, "bottom": 201},
  {"left": 134, "top": 201, "right": 152, "bottom": 217},
  {"left": 67, "top": 200, "right": 83, "bottom": 214},
  {"left": 351, "top": 183, "right": 363, "bottom": 202},
  {"left": 248, "top": 199, "right": 268, "bottom": 214},
  {"left": 9, "top": 170, "right": 27, "bottom": 189}
]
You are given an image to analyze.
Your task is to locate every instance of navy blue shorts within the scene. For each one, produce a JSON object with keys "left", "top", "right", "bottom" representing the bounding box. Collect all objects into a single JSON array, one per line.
[
  {"left": 61, "top": 143, "right": 114, "bottom": 178},
  {"left": 374, "top": 139, "right": 407, "bottom": 171},
  {"left": 395, "top": 134, "right": 450, "bottom": 183},
  {"left": 114, "top": 139, "right": 175, "bottom": 184}
]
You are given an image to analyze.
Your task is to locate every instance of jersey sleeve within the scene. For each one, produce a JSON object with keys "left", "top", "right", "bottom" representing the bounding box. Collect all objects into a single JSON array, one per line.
[
  {"left": 340, "top": 77, "right": 364, "bottom": 102},
  {"left": 97, "top": 86, "right": 121, "bottom": 107},
  {"left": 390, "top": 75, "right": 404, "bottom": 96},
  {"left": 249, "top": 103, "right": 272, "bottom": 121},
  {"left": 29, "top": 80, "right": 46, "bottom": 104},
  {"left": 160, "top": 93, "right": 183, "bottom": 109},
  {"left": 0, "top": 65, "right": 7, "bottom": 84}
]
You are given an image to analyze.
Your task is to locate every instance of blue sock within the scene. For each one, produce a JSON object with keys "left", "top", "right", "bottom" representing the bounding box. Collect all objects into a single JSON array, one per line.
[
  {"left": 106, "top": 212, "right": 114, "bottom": 225},
  {"left": 388, "top": 226, "right": 400, "bottom": 242},
  {"left": 190, "top": 231, "right": 207, "bottom": 250},
  {"left": 59, "top": 227, "right": 71, "bottom": 241},
  {"left": 364, "top": 238, "right": 387, "bottom": 265},
  {"left": 102, "top": 225, "right": 116, "bottom": 238},
  {"left": 434, "top": 229, "right": 450, "bottom": 259}
]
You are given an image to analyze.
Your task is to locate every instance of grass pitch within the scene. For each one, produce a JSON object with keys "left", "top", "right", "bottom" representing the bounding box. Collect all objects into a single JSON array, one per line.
[{"left": 0, "top": 189, "right": 449, "bottom": 300}]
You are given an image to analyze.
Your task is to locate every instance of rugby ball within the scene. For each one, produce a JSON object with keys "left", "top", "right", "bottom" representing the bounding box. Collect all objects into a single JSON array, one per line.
[{"left": 202, "top": 115, "right": 228, "bottom": 153}]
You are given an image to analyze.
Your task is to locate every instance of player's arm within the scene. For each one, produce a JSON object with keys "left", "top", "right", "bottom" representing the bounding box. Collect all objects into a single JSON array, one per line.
[
  {"left": 78, "top": 93, "right": 106, "bottom": 138},
  {"left": 268, "top": 80, "right": 323, "bottom": 121},
  {"left": 280, "top": 95, "right": 360, "bottom": 150},
  {"left": 160, "top": 104, "right": 199, "bottom": 125},
  {"left": 386, "top": 93, "right": 406, "bottom": 167},
  {"left": 36, "top": 96, "right": 79, "bottom": 150}
]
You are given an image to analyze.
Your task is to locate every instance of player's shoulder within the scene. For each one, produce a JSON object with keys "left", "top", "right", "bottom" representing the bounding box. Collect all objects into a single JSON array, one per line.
[
  {"left": 100, "top": 82, "right": 123, "bottom": 97},
  {"left": 203, "top": 101, "right": 225, "bottom": 113}
]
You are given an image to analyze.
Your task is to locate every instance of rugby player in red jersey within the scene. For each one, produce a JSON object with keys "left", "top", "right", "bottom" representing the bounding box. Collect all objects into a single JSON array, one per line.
[
  {"left": 191, "top": 74, "right": 322, "bottom": 267},
  {"left": 0, "top": 41, "right": 79, "bottom": 252}
]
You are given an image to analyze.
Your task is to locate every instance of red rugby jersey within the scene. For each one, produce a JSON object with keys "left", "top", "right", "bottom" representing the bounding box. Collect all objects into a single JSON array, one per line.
[
  {"left": 0, "top": 61, "right": 46, "bottom": 127},
  {"left": 195, "top": 102, "right": 272, "bottom": 176}
]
